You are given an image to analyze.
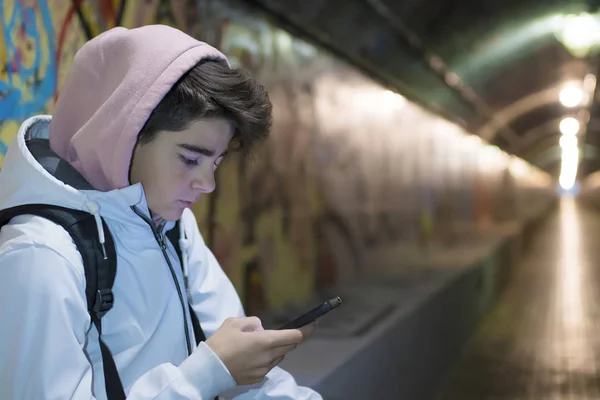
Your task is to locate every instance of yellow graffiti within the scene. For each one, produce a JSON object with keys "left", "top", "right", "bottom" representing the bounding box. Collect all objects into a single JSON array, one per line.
[{"left": 0, "top": 2, "right": 8, "bottom": 82}]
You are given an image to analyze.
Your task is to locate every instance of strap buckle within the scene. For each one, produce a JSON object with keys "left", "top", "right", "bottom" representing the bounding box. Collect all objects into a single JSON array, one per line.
[{"left": 93, "top": 288, "right": 114, "bottom": 318}]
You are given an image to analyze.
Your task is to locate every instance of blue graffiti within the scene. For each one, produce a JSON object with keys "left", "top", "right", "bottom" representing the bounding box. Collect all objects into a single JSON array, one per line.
[{"left": 0, "top": 1, "right": 56, "bottom": 123}]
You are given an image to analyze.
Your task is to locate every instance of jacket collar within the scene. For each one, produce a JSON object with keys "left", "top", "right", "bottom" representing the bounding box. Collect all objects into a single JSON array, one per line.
[{"left": 0, "top": 116, "right": 175, "bottom": 233}]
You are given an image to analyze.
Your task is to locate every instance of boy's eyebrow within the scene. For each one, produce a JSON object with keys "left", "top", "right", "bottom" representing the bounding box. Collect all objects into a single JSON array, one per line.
[{"left": 178, "top": 143, "right": 228, "bottom": 157}]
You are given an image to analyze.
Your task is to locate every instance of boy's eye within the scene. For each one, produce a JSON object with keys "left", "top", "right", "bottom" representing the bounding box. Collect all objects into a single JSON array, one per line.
[{"left": 179, "top": 155, "right": 198, "bottom": 166}]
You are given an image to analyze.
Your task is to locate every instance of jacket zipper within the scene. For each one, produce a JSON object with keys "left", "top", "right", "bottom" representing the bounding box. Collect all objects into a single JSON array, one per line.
[{"left": 131, "top": 206, "right": 193, "bottom": 356}]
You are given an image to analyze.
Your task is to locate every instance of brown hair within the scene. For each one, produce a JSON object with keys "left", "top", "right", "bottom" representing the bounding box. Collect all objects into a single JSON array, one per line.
[{"left": 137, "top": 59, "right": 272, "bottom": 153}]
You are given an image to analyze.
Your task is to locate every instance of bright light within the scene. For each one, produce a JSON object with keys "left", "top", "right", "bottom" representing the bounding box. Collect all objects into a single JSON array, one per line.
[
  {"left": 559, "top": 146, "right": 579, "bottom": 190},
  {"left": 463, "top": 134, "right": 483, "bottom": 150},
  {"left": 559, "top": 135, "right": 578, "bottom": 149},
  {"left": 559, "top": 83, "right": 584, "bottom": 107},
  {"left": 559, "top": 117, "right": 580, "bottom": 136},
  {"left": 481, "top": 145, "right": 507, "bottom": 169},
  {"left": 560, "top": 174, "right": 577, "bottom": 191},
  {"left": 557, "top": 13, "right": 600, "bottom": 57},
  {"left": 382, "top": 90, "right": 406, "bottom": 107},
  {"left": 509, "top": 156, "right": 530, "bottom": 178}
]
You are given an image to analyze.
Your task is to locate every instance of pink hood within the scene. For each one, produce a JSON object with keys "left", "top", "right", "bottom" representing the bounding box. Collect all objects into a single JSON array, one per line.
[{"left": 49, "top": 25, "right": 229, "bottom": 192}]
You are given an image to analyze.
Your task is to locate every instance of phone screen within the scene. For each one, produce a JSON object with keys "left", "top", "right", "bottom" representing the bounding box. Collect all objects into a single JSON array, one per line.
[{"left": 277, "top": 296, "right": 342, "bottom": 330}]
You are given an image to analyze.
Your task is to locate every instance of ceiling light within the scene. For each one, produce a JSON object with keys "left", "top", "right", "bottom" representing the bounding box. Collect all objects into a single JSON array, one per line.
[
  {"left": 557, "top": 13, "right": 600, "bottom": 57},
  {"left": 559, "top": 117, "right": 580, "bottom": 136},
  {"left": 559, "top": 135, "right": 578, "bottom": 149},
  {"left": 559, "top": 83, "right": 584, "bottom": 107}
]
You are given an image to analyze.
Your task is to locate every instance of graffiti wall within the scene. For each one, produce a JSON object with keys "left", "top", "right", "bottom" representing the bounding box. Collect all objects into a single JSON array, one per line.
[
  {"left": 0, "top": 0, "right": 555, "bottom": 315},
  {"left": 0, "top": 0, "right": 197, "bottom": 165}
]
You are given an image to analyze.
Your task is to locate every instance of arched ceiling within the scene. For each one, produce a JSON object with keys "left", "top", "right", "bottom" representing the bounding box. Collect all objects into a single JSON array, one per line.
[{"left": 247, "top": 0, "right": 600, "bottom": 177}]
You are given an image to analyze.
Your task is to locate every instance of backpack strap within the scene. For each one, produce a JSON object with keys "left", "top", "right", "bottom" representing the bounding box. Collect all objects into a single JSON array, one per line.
[
  {"left": 166, "top": 220, "right": 207, "bottom": 344},
  {"left": 0, "top": 204, "right": 126, "bottom": 400}
]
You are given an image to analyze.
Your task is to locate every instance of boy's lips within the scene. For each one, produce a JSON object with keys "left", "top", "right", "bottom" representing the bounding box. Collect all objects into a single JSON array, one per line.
[{"left": 178, "top": 200, "right": 193, "bottom": 208}]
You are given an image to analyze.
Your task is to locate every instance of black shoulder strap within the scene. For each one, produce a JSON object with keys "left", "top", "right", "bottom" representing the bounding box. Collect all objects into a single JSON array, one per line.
[
  {"left": 166, "top": 220, "right": 207, "bottom": 344},
  {"left": 0, "top": 204, "right": 126, "bottom": 400}
]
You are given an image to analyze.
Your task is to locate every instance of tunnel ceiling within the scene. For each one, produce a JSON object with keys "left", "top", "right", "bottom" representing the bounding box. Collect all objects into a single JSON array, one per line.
[{"left": 247, "top": 0, "right": 600, "bottom": 177}]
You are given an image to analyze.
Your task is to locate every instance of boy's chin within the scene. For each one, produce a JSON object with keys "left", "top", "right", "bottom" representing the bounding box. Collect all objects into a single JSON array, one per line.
[{"left": 153, "top": 207, "right": 184, "bottom": 222}]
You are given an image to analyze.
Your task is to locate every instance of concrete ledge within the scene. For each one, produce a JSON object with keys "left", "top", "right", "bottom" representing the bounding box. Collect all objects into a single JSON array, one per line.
[{"left": 266, "top": 219, "right": 540, "bottom": 400}]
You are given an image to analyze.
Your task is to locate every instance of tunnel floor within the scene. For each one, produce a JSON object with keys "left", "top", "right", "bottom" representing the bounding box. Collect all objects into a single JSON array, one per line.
[{"left": 436, "top": 198, "right": 600, "bottom": 400}]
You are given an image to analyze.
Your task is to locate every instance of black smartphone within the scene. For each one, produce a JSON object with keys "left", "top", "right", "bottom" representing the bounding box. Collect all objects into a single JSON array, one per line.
[{"left": 277, "top": 296, "right": 343, "bottom": 330}]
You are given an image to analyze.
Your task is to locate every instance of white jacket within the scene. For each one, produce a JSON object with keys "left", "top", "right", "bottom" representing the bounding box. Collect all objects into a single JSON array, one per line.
[{"left": 0, "top": 116, "right": 321, "bottom": 400}]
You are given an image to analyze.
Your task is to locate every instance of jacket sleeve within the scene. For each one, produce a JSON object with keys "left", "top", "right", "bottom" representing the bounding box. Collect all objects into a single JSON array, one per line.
[
  {"left": 181, "top": 210, "right": 323, "bottom": 400},
  {"left": 0, "top": 238, "right": 234, "bottom": 399}
]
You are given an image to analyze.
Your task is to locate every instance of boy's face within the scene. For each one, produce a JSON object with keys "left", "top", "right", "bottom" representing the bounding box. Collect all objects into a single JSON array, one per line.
[{"left": 129, "top": 117, "right": 234, "bottom": 221}]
